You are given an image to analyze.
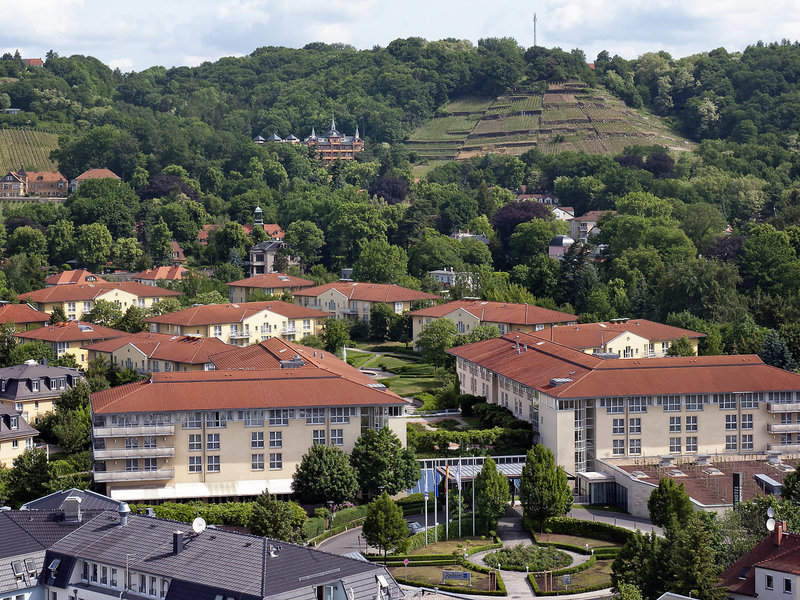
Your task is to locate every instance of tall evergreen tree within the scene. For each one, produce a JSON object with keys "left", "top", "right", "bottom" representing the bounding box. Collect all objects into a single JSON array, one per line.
[
  {"left": 519, "top": 444, "right": 572, "bottom": 530},
  {"left": 362, "top": 491, "right": 408, "bottom": 563},
  {"left": 671, "top": 513, "right": 726, "bottom": 600},
  {"left": 647, "top": 477, "right": 693, "bottom": 529},
  {"left": 474, "top": 457, "right": 511, "bottom": 533},
  {"left": 760, "top": 329, "right": 797, "bottom": 371}
]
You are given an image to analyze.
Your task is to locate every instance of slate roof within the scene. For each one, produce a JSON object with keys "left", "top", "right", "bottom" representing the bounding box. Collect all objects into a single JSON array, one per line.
[
  {"left": 293, "top": 281, "right": 439, "bottom": 303},
  {"left": 449, "top": 331, "right": 800, "bottom": 398},
  {"left": 0, "top": 402, "right": 38, "bottom": 442},
  {"left": 144, "top": 301, "right": 327, "bottom": 327},
  {"left": 0, "top": 510, "right": 87, "bottom": 559},
  {"left": 0, "top": 303, "right": 50, "bottom": 325},
  {"left": 15, "top": 321, "right": 127, "bottom": 343},
  {"left": 44, "top": 512, "right": 401, "bottom": 600},
  {"left": 20, "top": 282, "right": 180, "bottom": 303},
  {"left": 0, "top": 363, "right": 83, "bottom": 402},
  {"left": 21, "top": 489, "right": 126, "bottom": 512},
  {"left": 409, "top": 299, "right": 577, "bottom": 325}
]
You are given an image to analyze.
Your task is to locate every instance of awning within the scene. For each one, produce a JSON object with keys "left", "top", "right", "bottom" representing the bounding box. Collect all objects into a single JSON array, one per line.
[{"left": 107, "top": 478, "right": 294, "bottom": 501}]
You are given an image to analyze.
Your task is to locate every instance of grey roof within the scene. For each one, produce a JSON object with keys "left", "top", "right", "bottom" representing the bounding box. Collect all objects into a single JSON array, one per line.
[
  {"left": 47, "top": 512, "right": 402, "bottom": 600},
  {"left": 250, "top": 241, "right": 284, "bottom": 253},
  {"left": 0, "top": 511, "right": 87, "bottom": 559},
  {"left": 549, "top": 235, "right": 575, "bottom": 247},
  {"left": 267, "top": 133, "right": 283, "bottom": 142},
  {"left": 21, "top": 489, "right": 125, "bottom": 512},
  {"left": 0, "top": 410, "right": 37, "bottom": 442},
  {"left": 0, "top": 550, "right": 45, "bottom": 594},
  {"left": 0, "top": 363, "right": 83, "bottom": 402}
]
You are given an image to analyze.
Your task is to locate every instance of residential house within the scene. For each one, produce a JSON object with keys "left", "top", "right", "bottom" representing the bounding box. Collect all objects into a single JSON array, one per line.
[
  {"left": 170, "top": 240, "right": 186, "bottom": 264},
  {"left": 197, "top": 222, "right": 285, "bottom": 245},
  {"left": 0, "top": 502, "right": 402, "bottom": 600},
  {"left": 302, "top": 117, "right": 364, "bottom": 162},
  {"left": 516, "top": 192, "right": 560, "bottom": 205},
  {"left": 45, "top": 270, "right": 106, "bottom": 287},
  {"left": 530, "top": 318, "right": 706, "bottom": 357},
  {"left": 21, "top": 58, "right": 43, "bottom": 67},
  {"left": 428, "top": 268, "right": 475, "bottom": 292},
  {"left": 451, "top": 230, "right": 490, "bottom": 245},
  {"left": 409, "top": 300, "right": 577, "bottom": 343},
  {"left": 0, "top": 302, "right": 49, "bottom": 332},
  {"left": 449, "top": 331, "right": 800, "bottom": 476},
  {"left": 90, "top": 337, "right": 407, "bottom": 501},
  {"left": 132, "top": 265, "right": 189, "bottom": 286},
  {"left": 25, "top": 170, "right": 68, "bottom": 197},
  {"left": 15, "top": 321, "right": 127, "bottom": 369},
  {"left": 19, "top": 282, "right": 181, "bottom": 320},
  {"left": 0, "top": 171, "right": 25, "bottom": 197},
  {"left": 144, "top": 301, "right": 328, "bottom": 344},
  {"left": 83, "top": 332, "right": 233, "bottom": 373},
  {"left": 247, "top": 240, "right": 298, "bottom": 276},
  {"left": 552, "top": 206, "right": 574, "bottom": 221},
  {"left": 0, "top": 402, "right": 36, "bottom": 466},
  {"left": 68, "top": 167, "right": 121, "bottom": 193},
  {"left": 0, "top": 362, "right": 84, "bottom": 425},
  {"left": 722, "top": 522, "right": 800, "bottom": 600},
  {"left": 570, "top": 210, "right": 614, "bottom": 243},
  {"left": 548, "top": 234, "right": 575, "bottom": 259},
  {"left": 293, "top": 281, "right": 439, "bottom": 322},
  {"left": 227, "top": 272, "right": 315, "bottom": 303}
]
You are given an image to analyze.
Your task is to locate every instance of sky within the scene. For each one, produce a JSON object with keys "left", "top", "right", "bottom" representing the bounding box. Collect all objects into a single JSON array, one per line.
[{"left": 4, "top": 0, "right": 800, "bottom": 72}]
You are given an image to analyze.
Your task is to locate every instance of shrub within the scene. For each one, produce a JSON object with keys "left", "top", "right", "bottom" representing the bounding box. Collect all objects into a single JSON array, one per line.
[{"left": 484, "top": 544, "right": 572, "bottom": 571}]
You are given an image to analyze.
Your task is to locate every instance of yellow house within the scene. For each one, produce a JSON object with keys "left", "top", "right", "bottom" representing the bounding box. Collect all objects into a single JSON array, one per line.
[
  {"left": 15, "top": 321, "right": 127, "bottom": 369},
  {"left": 530, "top": 318, "right": 705, "bottom": 358},
  {"left": 226, "top": 273, "right": 315, "bottom": 303},
  {"left": 0, "top": 301, "right": 50, "bottom": 332},
  {"left": 19, "top": 281, "right": 181, "bottom": 320},
  {"left": 408, "top": 300, "right": 577, "bottom": 344},
  {"left": 84, "top": 332, "right": 234, "bottom": 373},
  {"left": 144, "top": 301, "right": 328, "bottom": 345},
  {"left": 292, "top": 281, "right": 439, "bottom": 322},
  {"left": 0, "top": 361, "right": 84, "bottom": 428},
  {"left": 0, "top": 403, "right": 36, "bottom": 467},
  {"left": 90, "top": 338, "right": 407, "bottom": 502}
]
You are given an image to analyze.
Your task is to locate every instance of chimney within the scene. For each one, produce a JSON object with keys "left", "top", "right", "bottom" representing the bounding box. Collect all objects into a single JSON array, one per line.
[
  {"left": 118, "top": 502, "right": 130, "bottom": 526},
  {"left": 173, "top": 531, "right": 185, "bottom": 554},
  {"left": 63, "top": 496, "right": 82, "bottom": 522},
  {"left": 778, "top": 521, "right": 787, "bottom": 547}
]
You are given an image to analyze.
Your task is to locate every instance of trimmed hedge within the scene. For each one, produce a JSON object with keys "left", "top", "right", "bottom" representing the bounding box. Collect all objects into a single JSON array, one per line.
[
  {"left": 541, "top": 517, "right": 635, "bottom": 544},
  {"left": 308, "top": 517, "right": 367, "bottom": 546},
  {"left": 392, "top": 557, "right": 507, "bottom": 597},
  {"left": 533, "top": 539, "right": 620, "bottom": 557},
  {"left": 528, "top": 558, "right": 612, "bottom": 597}
]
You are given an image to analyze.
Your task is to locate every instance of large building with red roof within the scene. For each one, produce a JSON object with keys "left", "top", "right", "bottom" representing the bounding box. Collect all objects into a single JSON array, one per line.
[
  {"left": 45, "top": 269, "right": 106, "bottom": 287},
  {"left": 69, "top": 167, "right": 121, "bottom": 193},
  {"left": 293, "top": 281, "right": 439, "bottom": 322},
  {"left": 409, "top": 300, "right": 577, "bottom": 345},
  {"left": 226, "top": 272, "right": 315, "bottom": 303},
  {"left": 90, "top": 337, "right": 407, "bottom": 502},
  {"left": 15, "top": 321, "right": 127, "bottom": 368},
  {"left": 132, "top": 265, "right": 189, "bottom": 286},
  {"left": 0, "top": 302, "right": 50, "bottom": 332},
  {"left": 449, "top": 331, "right": 800, "bottom": 476},
  {"left": 144, "top": 301, "right": 328, "bottom": 344}
]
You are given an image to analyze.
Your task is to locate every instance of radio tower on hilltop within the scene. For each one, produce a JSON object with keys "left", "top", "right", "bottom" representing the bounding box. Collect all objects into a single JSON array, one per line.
[{"left": 533, "top": 13, "right": 537, "bottom": 47}]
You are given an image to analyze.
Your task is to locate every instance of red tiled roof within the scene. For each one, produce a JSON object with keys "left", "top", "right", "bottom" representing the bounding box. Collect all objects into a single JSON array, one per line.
[
  {"left": 83, "top": 332, "right": 233, "bottom": 364},
  {"left": 91, "top": 368, "right": 404, "bottom": 414},
  {"left": 170, "top": 241, "right": 186, "bottom": 262},
  {"left": 15, "top": 320, "right": 126, "bottom": 342},
  {"left": 74, "top": 168, "right": 120, "bottom": 181},
  {"left": 0, "top": 302, "right": 50, "bottom": 324},
  {"left": 530, "top": 319, "right": 705, "bottom": 348},
  {"left": 572, "top": 210, "right": 614, "bottom": 222},
  {"left": 19, "top": 282, "right": 181, "bottom": 303},
  {"left": 721, "top": 527, "right": 800, "bottom": 596},
  {"left": 45, "top": 270, "right": 107, "bottom": 286},
  {"left": 227, "top": 273, "right": 314, "bottom": 290},
  {"left": 409, "top": 300, "right": 576, "bottom": 326},
  {"left": 144, "top": 301, "right": 328, "bottom": 327},
  {"left": 293, "top": 281, "right": 439, "bottom": 303},
  {"left": 449, "top": 331, "right": 800, "bottom": 398},
  {"left": 25, "top": 171, "right": 67, "bottom": 183},
  {"left": 210, "top": 337, "right": 377, "bottom": 387},
  {"left": 134, "top": 266, "right": 189, "bottom": 281}
]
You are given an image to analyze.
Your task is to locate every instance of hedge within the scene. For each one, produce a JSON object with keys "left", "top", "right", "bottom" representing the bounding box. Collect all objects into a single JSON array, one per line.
[
  {"left": 541, "top": 517, "right": 635, "bottom": 545},
  {"left": 532, "top": 539, "right": 619, "bottom": 557},
  {"left": 528, "top": 559, "right": 612, "bottom": 598},
  {"left": 308, "top": 517, "right": 367, "bottom": 546},
  {"left": 392, "top": 557, "right": 507, "bottom": 597}
]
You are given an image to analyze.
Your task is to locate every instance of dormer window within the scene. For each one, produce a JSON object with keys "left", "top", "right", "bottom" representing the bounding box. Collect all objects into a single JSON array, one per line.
[
  {"left": 31, "top": 380, "right": 39, "bottom": 392},
  {"left": 10, "top": 416, "right": 18, "bottom": 430},
  {"left": 1, "top": 379, "right": 5, "bottom": 392}
]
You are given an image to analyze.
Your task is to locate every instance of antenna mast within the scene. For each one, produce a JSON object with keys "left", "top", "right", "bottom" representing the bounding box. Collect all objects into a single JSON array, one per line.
[{"left": 533, "top": 13, "right": 537, "bottom": 47}]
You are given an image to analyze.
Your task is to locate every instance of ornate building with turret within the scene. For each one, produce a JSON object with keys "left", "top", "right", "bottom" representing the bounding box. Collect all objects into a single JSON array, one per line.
[{"left": 253, "top": 116, "right": 364, "bottom": 163}]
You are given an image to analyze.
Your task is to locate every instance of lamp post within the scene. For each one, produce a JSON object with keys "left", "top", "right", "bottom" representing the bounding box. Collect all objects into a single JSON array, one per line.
[{"left": 327, "top": 500, "right": 334, "bottom": 532}]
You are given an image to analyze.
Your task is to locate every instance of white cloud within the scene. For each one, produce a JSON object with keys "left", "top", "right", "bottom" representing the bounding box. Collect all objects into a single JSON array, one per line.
[{"left": 107, "top": 57, "right": 135, "bottom": 72}]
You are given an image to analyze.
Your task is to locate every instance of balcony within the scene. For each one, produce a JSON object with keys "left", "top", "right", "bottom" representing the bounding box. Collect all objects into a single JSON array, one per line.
[
  {"left": 768, "top": 423, "right": 800, "bottom": 434},
  {"left": 93, "top": 447, "right": 175, "bottom": 460},
  {"left": 281, "top": 328, "right": 297, "bottom": 336},
  {"left": 93, "top": 468, "right": 174, "bottom": 482},
  {"left": 93, "top": 425, "right": 174, "bottom": 438},
  {"left": 229, "top": 330, "right": 251, "bottom": 339},
  {"left": 767, "top": 403, "right": 800, "bottom": 413}
]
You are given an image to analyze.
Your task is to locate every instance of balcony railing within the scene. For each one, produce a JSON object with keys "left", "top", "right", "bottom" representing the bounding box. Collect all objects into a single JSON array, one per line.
[
  {"left": 93, "top": 425, "right": 174, "bottom": 438},
  {"left": 281, "top": 328, "right": 297, "bottom": 335},
  {"left": 767, "top": 403, "right": 800, "bottom": 413},
  {"left": 768, "top": 423, "right": 800, "bottom": 434},
  {"left": 229, "top": 331, "right": 251, "bottom": 339},
  {"left": 93, "top": 468, "right": 174, "bottom": 482},
  {"left": 93, "top": 447, "right": 175, "bottom": 460}
]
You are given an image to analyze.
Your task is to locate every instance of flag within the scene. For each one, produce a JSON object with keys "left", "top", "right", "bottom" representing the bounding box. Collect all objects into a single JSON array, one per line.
[
  {"left": 456, "top": 461, "right": 462, "bottom": 490},
  {"left": 423, "top": 469, "right": 428, "bottom": 494},
  {"left": 445, "top": 464, "right": 450, "bottom": 487}
]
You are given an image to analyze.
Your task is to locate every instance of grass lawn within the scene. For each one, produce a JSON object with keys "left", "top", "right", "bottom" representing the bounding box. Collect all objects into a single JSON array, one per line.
[
  {"left": 345, "top": 350, "right": 375, "bottom": 368},
  {"left": 384, "top": 374, "right": 439, "bottom": 397},
  {"left": 534, "top": 559, "right": 613, "bottom": 592},
  {"left": 535, "top": 533, "right": 622, "bottom": 549},
  {"left": 388, "top": 564, "right": 490, "bottom": 591},
  {"left": 409, "top": 537, "right": 489, "bottom": 556},
  {"left": 373, "top": 355, "right": 418, "bottom": 372}
]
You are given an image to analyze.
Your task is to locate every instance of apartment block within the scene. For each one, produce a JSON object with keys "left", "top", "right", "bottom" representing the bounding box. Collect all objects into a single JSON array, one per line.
[{"left": 0, "top": 362, "right": 85, "bottom": 425}]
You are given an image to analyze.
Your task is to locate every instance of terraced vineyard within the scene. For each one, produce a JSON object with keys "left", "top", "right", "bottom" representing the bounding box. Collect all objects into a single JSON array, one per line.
[
  {"left": 405, "top": 81, "right": 693, "bottom": 162},
  {"left": 0, "top": 128, "right": 61, "bottom": 172}
]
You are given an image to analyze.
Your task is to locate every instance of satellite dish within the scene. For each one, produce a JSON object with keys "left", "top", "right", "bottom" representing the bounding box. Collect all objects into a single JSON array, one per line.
[
  {"left": 767, "top": 518, "right": 776, "bottom": 532},
  {"left": 768, "top": 507, "right": 776, "bottom": 518},
  {"left": 192, "top": 517, "right": 207, "bottom": 534}
]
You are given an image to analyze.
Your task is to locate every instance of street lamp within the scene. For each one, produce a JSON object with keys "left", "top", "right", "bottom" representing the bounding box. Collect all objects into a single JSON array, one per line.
[{"left": 327, "top": 500, "right": 334, "bottom": 532}]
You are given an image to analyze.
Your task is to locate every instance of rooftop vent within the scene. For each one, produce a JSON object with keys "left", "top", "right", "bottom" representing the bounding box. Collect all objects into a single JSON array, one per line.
[
  {"left": 669, "top": 469, "right": 686, "bottom": 477},
  {"left": 767, "top": 451, "right": 783, "bottom": 465},
  {"left": 62, "top": 495, "right": 82, "bottom": 523},
  {"left": 118, "top": 502, "right": 130, "bottom": 527},
  {"left": 695, "top": 453, "right": 711, "bottom": 466},
  {"left": 630, "top": 471, "right": 648, "bottom": 478},
  {"left": 173, "top": 531, "right": 185, "bottom": 554},
  {"left": 23, "top": 359, "right": 38, "bottom": 366},
  {"left": 703, "top": 467, "right": 724, "bottom": 476},
  {"left": 549, "top": 377, "right": 573, "bottom": 387},
  {"left": 77, "top": 324, "right": 94, "bottom": 332},
  {"left": 280, "top": 355, "right": 305, "bottom": 369},
  {"left": 593, "top": 352, "right": 620, "bottom": 360},
  {"left": 659, "top": 455, "right": 674, "bottom": 467}
]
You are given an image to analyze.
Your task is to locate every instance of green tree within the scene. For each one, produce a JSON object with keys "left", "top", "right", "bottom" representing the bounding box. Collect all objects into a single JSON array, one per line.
[
  {"left": 322, "top": 318, "right": 351, "bottom": 353},
  {"left": 49, "top": 305, "right": 68, "bottom": 324},
  {"left": 284, "top": 220, "right": 324, "bottom": 269},
  {"left": 353, "top": 240, "right": 408, "bottom": 283},
  {"left": 83, "top": 299, "right": 123, "bottom": 327},
  {"left": 417, "top": 318, "right": 459, "bottom": 367},
  {"left": 50, "top": 404, "right": 91, "bottom": 454},
  {"left": 611, "top": 531, "right": 665, "bottom": 600},
  {"left": 362, "top": 491, "right": 408, "bottom": 563},
  {"left": 760, "top": 330, "right": 798, "bottom": 371},
  {"left": 8, "top": 226, "right": 47, "bottom": 258},
  {"left": 46, "top": 219, "right": 75, "bottom": 265},
  {"left": 8, "top": 341, "right": 56, "bottom": 366},
  {"left": 291, "top": 443, "right": 358, "bottom": 504},
  {"left": 665, "top": 336, "right": 695, "bottom": 356},
  {"left": 671, "top": 513, "right": 726, "bottom": 600},
  {"left": 248, "top": 493, "right": 301, "bottom": 542},
  {"left": 5, "top": 448, "right": 55, "bottom": 507},
  {"left": 350, "top": 427, "right": 421, "bottom": 497},
  {"left": 112, "top": 237, "right": 145, "bottom": 271},
  {"left": 519, "top": 444, "right": 572, "bottom": 530},
  {"left": 369, "top": 303, "right": 400, "bottom": 341},
  {"left": 475, "top": 456, "right": 510, "bottom": 533},
  {"left": 147, "top": 222, "right": 173, "bottom": 266},
  {"left": 115, "top": 306, "right": 148, "bottom": 333},
  {"left": 76, "top": 223, "right": 113, "bottom": 271},
  {"left": 647, "top": 477, "right": 693, "bottom": 529},
  {"left": 782, "top": 470, "right": 800, "bottom": 503}
]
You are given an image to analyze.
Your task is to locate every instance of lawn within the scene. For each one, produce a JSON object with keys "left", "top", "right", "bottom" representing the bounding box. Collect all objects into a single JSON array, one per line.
[
  {"left": 345, "top": 350, "right": 376, "bottom": 368},
  {"left": 409, "top": 537, "right": 489, "bottom": 556},
  {"left": 535, "top": 533, "right": 622, "bottom": 549},
  {"left": 534, "top": 559, "right": 613, "bottom": 592},
  {"left": 383, "top": 374, "right": 440, "bottom": 397},
  {"left": 373, "top": 354, "right": 418, "bottom": 372},
  {"left": 388, "top": 564, "right": 491, "bottom": 591}
]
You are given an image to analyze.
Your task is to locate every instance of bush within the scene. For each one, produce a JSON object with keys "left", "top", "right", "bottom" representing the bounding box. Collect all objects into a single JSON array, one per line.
[
  {"left": 541, "top": 517, "right": 635, "bottom": 545},
  {"left": 332, "top": 505, "right": 369, "bottom": 527},
  {"left": 484, "top": 544, "right": 572, "bottom": 571}
]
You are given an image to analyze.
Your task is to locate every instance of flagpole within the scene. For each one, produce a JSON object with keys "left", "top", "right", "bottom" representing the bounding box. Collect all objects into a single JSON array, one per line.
[
  {"left": 424, "top": 460, "right": 429, "bottom": 547},
  {"left": 458, "top": 455, "right": 462, "bottom": 539},
  {"left": 472, "top": 456, "right": 476, "bottom": 536},
  {"left": 434, "top": 461, "right": 438, "bottom": 544},
  {"left": 445, "top": 461, "right": 449, "bottom": 540}
]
